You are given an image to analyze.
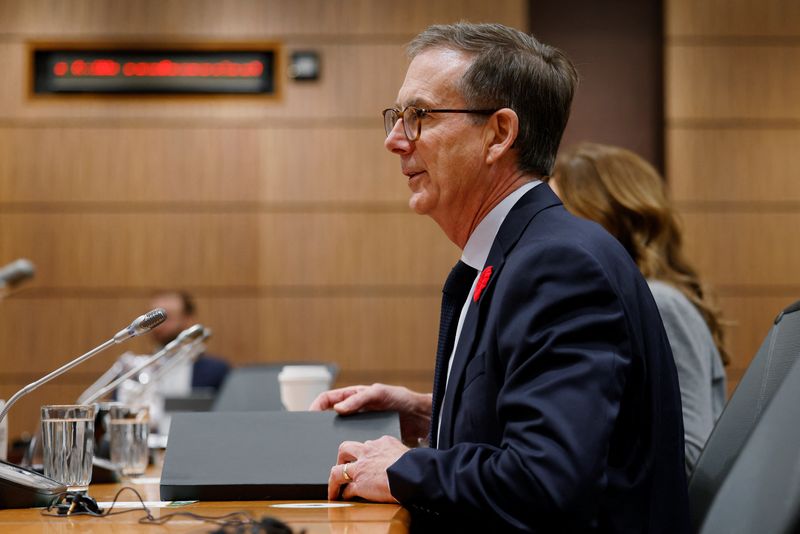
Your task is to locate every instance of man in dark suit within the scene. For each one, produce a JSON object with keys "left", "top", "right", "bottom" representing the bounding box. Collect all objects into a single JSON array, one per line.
[
  {"left": 150, "top": 290, "right": 229, "bottom": 391},
  {"left": 311, "top": 22, "right": 689, "bottom": 532}
]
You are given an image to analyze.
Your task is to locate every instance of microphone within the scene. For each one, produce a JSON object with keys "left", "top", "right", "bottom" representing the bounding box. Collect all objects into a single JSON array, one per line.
[
  {"left": 134, "top": 327, "right": 212, "bottom": 397},
  {"left": 113, "top": 308, "right": 170, "bottom": 343},
  {"left": 81, "top": 323, "right": 205, "bottom": 405},
  {"left": 0, "top": 259, "right": 35, "bottom": 296},
  {"left": 77, "top": 310, "right": 176, "bottom": 403},
  {"left": 0, "top": 308, "right": 167, "bottom": 425}
]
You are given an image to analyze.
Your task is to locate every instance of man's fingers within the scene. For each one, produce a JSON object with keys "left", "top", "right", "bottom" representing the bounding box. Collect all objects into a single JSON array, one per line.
[
  {"left": 336, "top": 440, "right": 364, "bottom": 464},
  {"left": 333, "top": 385, "right": 381, "bottom": 413},
  {"left": 328, "top": 463, "right": 347, "bottom": 500},
  {"left": 310, "top": 386, "right": 365, "bottom": 411},
  {"left": 328, "top": 461, "right": 358, "bottom": 500}
]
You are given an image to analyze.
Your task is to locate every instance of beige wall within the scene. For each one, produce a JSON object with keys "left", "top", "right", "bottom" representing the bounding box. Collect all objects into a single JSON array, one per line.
[
  {"left": 0, "top": 0, "right": 528, "bottom": 440},
  {"left": 665, "top": 0, "right": 800, "bottom": 392}
]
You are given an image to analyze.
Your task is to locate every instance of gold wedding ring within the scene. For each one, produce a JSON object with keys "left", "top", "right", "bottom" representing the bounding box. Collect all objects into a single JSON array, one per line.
[{"left": 342, "top": 462, "right": 352, "bottom": 482}]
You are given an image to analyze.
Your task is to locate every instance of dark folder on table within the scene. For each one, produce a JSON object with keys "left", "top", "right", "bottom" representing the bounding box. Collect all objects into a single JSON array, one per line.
[{"left": 160, "top": 410, "right": 400, "bottom": 501}]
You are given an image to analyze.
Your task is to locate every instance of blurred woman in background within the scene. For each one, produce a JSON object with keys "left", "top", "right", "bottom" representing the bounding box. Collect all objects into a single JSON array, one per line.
[{"left": 549, "top": 142, "right": 728, "bottom": 474}]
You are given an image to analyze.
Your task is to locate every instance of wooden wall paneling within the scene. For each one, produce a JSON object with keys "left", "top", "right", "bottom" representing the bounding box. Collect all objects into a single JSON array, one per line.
[
  {"left": 258, "top": 295, "right": 440, "bottom": 372},
  {"left": 666, "top": 0, "right": 800, "bottom": 393},
  {"left": 0, "top": 0, "right": 527, "bottom": 38},
  {"left": 257, "top": 212, "right": 459, "bottom": 287},
  {"left": 0, "top": 127, "right": 262, "bottom": 203},
  {"left": 0, "top": 126, "right": 404, "bottom": 204},
  {"left": 666, "top": 0, "right": 800, "bottom": 38},
  {"left": 257, "top": 127, "right": 404, "bottom": 204},
  {"left": 680, "top": 212, "right": 800, "bottom": 288},
  {"left": 0, "top": 213, "right": 456, "bottom": 288},
  {"left": 0, "top": 297, "right": 153, "bottom": 376},
  {"left": 0, "top": 213, "right": 260, "bottom": 288},
  {"left": 191, "top": 296, "right": 263, "bottom": 365},
  {"left": 666, "top": 45, "right": 800, "bottom": 121},
  {"left": 667, "top": 128, "right": 800, "bottom": 203}
]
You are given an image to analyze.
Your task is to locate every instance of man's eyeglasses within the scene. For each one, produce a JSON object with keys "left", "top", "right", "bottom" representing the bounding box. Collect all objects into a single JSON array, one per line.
[{"left": 382, "top": 106, "right": 498, "bottom": 141}]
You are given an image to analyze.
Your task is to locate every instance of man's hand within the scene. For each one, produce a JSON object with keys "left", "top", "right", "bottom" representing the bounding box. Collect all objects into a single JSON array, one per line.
[
  {"left": 328, "top": 435, "right": 409, "bottom": 503},
  {"left": 309, "top": 383, "right": 432, "bottom": 445}
]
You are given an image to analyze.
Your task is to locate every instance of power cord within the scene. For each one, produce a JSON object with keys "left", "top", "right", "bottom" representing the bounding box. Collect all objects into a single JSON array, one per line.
[{"left": 41, "top": 487, "right": 304, "bottom": 533}]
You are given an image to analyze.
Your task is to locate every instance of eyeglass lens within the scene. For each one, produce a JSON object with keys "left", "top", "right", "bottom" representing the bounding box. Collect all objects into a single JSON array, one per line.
[{"left": 383, "top": 108, "right": 419, "bottom": 141}]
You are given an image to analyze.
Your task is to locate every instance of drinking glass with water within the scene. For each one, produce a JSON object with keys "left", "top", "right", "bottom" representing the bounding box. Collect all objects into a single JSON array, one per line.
[
  {"left": 41, "top": 404, "right": 95, "bottom": 492},
  {"left": 109, "top": 404, "right": 149, "bottom": 476}
]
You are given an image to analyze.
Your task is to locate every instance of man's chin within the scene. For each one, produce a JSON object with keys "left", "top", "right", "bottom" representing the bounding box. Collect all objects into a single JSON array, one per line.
[{"left": 407, "top": 196, "right": 431, "bottom": 216}]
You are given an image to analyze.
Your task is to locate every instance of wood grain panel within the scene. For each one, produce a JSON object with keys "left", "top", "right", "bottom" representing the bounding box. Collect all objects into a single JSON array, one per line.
[
  {"left": 258, "top": 128, "right": 403, "bottom": 203},
  {"left": 0, "top": 213, "right": 260, "bottom": 288},
  {"left": 0, "top": 127, "right": 260, "bottom": 203},
  {"left": 680, "top": 212, "right": 800, "bottom": 287},
  {"left": 0, "top": 126, "right": 402, "bottom": 203},
  {"left": 0, "top": 297, "right": 153, "bottom": 375},
  {"left": 0, "top": 0, "right": 526, "bottom": 38},
  {"left": 258, "top": 295, "right": 440, "bottom": 373},
  {"left": 666, "top": 128, "right": 800, "bottom": 203},
  {"left": 666, "top": 0, "right": 800, "bottom": 37},
  {"left": 0, "top": 212, "right": 455, "bottom": 288},
  {"left": 257, "top": 212, "right": 459, "bottom": 286},
  {"left": 666, "top": 45, "right": 800, "bottom": 120}
]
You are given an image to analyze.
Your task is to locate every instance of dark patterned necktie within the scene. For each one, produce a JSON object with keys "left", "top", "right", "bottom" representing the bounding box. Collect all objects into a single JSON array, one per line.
[{"left": 429, "top": 260, "right": 478, "bottom": 449}]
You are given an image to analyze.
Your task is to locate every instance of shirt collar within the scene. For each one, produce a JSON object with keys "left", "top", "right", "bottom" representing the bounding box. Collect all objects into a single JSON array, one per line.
[{"left": 461, "top": 180, "right": 540, "bottom": 271}]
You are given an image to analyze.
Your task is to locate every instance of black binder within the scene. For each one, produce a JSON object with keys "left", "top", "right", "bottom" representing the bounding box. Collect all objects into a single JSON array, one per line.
[{"left": 160, "top": 410, "right": 400, "bottom": 501}]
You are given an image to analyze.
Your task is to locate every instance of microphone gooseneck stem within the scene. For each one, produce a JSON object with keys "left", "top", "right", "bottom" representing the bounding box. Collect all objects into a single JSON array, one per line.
[
  {"left": 0, "top": 338, "right": 116, "bottom": 424},
  {"left": 133, "top": 342, "right": 201, "bottom": 398},
  {"left": 82, "top": 344, "right": 178, "bottom": 405}
]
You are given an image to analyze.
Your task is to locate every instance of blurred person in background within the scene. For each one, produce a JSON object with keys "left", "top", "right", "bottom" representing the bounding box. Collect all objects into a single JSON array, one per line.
[
  {"left": 149, "top": 290, "right": 229, "bottom": 392},
  {"left": 548, "top": 142, "right": 728, "bottom": 474}
]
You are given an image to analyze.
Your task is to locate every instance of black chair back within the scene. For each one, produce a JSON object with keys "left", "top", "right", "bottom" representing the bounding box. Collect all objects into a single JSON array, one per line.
[
  {"left": 689, "top": 300, "right": 800, "bottom": 531},
  {"left": 698, "top": 324, "right": 800, "bottom": 533}
]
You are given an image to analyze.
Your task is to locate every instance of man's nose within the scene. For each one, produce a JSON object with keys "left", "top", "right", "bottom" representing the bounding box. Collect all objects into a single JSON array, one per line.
[{"left": 384, "top": 119, "right": 413, "bottom": 155}]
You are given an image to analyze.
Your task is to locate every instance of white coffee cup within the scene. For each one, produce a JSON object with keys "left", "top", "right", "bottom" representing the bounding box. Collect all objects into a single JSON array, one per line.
[{"left": 278, "top": 365, "right": 333, "bottom": 411}]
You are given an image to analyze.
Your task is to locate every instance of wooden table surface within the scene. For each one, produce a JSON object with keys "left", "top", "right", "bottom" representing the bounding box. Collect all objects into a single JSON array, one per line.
[{"left": 0, "top": 468, "right": 410, "bottom": 533}]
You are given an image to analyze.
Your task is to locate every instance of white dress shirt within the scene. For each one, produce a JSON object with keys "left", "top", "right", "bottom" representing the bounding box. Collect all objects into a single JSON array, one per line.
[{"left": 436, "top": 180, "right": 540, "bottom": 440}]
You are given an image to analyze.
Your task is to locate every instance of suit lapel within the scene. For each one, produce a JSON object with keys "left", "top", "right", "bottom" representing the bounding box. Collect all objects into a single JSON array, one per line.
[{"left": 437, "top": 184, "right": 562, "bottom": 449}]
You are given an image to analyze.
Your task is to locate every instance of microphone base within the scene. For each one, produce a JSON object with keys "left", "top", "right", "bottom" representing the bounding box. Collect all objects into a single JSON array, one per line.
[{"left": 0, "top": 460, "right": 65, "bottom": 509}]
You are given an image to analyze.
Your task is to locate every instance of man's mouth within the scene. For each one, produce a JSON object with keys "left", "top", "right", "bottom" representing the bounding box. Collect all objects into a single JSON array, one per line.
[{"left": 404, "top": 170, "right": 424, "bottom": 180}]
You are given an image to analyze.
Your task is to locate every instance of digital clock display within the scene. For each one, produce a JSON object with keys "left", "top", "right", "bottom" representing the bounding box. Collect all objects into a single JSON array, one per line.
[{"left": 32, "top": 47, "right": 277, "bottom": 95}]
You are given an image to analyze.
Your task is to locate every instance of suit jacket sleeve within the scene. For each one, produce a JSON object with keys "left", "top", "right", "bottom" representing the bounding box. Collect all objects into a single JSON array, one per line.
[{"left": 387, "top": 241, "right": 634, "bottom": 530}]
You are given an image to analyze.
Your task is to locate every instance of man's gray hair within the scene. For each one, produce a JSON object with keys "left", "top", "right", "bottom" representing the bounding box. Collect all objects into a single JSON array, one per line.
[{"left": 408, "top": 22, "right": 578, "bottom": 177}]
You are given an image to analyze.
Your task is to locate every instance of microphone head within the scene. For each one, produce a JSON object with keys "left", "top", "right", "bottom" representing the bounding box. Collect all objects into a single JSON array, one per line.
[
  {"left": 135, "top": 308, "right": 168, "bottom": 334},
  {"left": 113, "top": 308, "right": 168, "bottom": 343},
  {"left": 201, "top": 327, "right": 213, "bottom": 342},
  {"left": 177, "top": 324, "right": 205, "bottom": 344},
  {"left": 0, "top": 258, "right": 35, "bottom": 289}
]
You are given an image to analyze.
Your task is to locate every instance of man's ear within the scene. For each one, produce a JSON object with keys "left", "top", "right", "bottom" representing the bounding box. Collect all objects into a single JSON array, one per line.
[{"left": 484, "top": 108, "right": 519, "bottom": 165}]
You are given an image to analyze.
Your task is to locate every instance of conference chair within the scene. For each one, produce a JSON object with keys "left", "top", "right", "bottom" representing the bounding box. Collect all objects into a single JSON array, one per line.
[
  {"left": 688, "top": 300, "right": 800, "bottom": 531},
  {"left": 698, "top": 327, "right": 800, "bottom": 534},
  {"left": 212, "top": 362, "right": 339, "bottom": 411}
]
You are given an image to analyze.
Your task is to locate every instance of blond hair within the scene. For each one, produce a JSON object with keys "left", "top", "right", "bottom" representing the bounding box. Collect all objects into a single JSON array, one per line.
[{"left": 552, "top": 143, "right": 729, "bottom": 365}]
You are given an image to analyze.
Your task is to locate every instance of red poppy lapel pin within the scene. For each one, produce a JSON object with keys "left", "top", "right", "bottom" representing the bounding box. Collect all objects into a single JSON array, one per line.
[{"left": 473, "top": 266, "right": 493, "bottom": 303}]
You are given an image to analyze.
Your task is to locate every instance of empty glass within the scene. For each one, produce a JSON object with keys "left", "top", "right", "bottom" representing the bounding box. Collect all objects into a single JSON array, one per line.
[
  {"left": 41, "top": 404, "right": 95, "bottom": 492},
  {"left": 109, "top": 404, "right": 149, "bottom": 476}
]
